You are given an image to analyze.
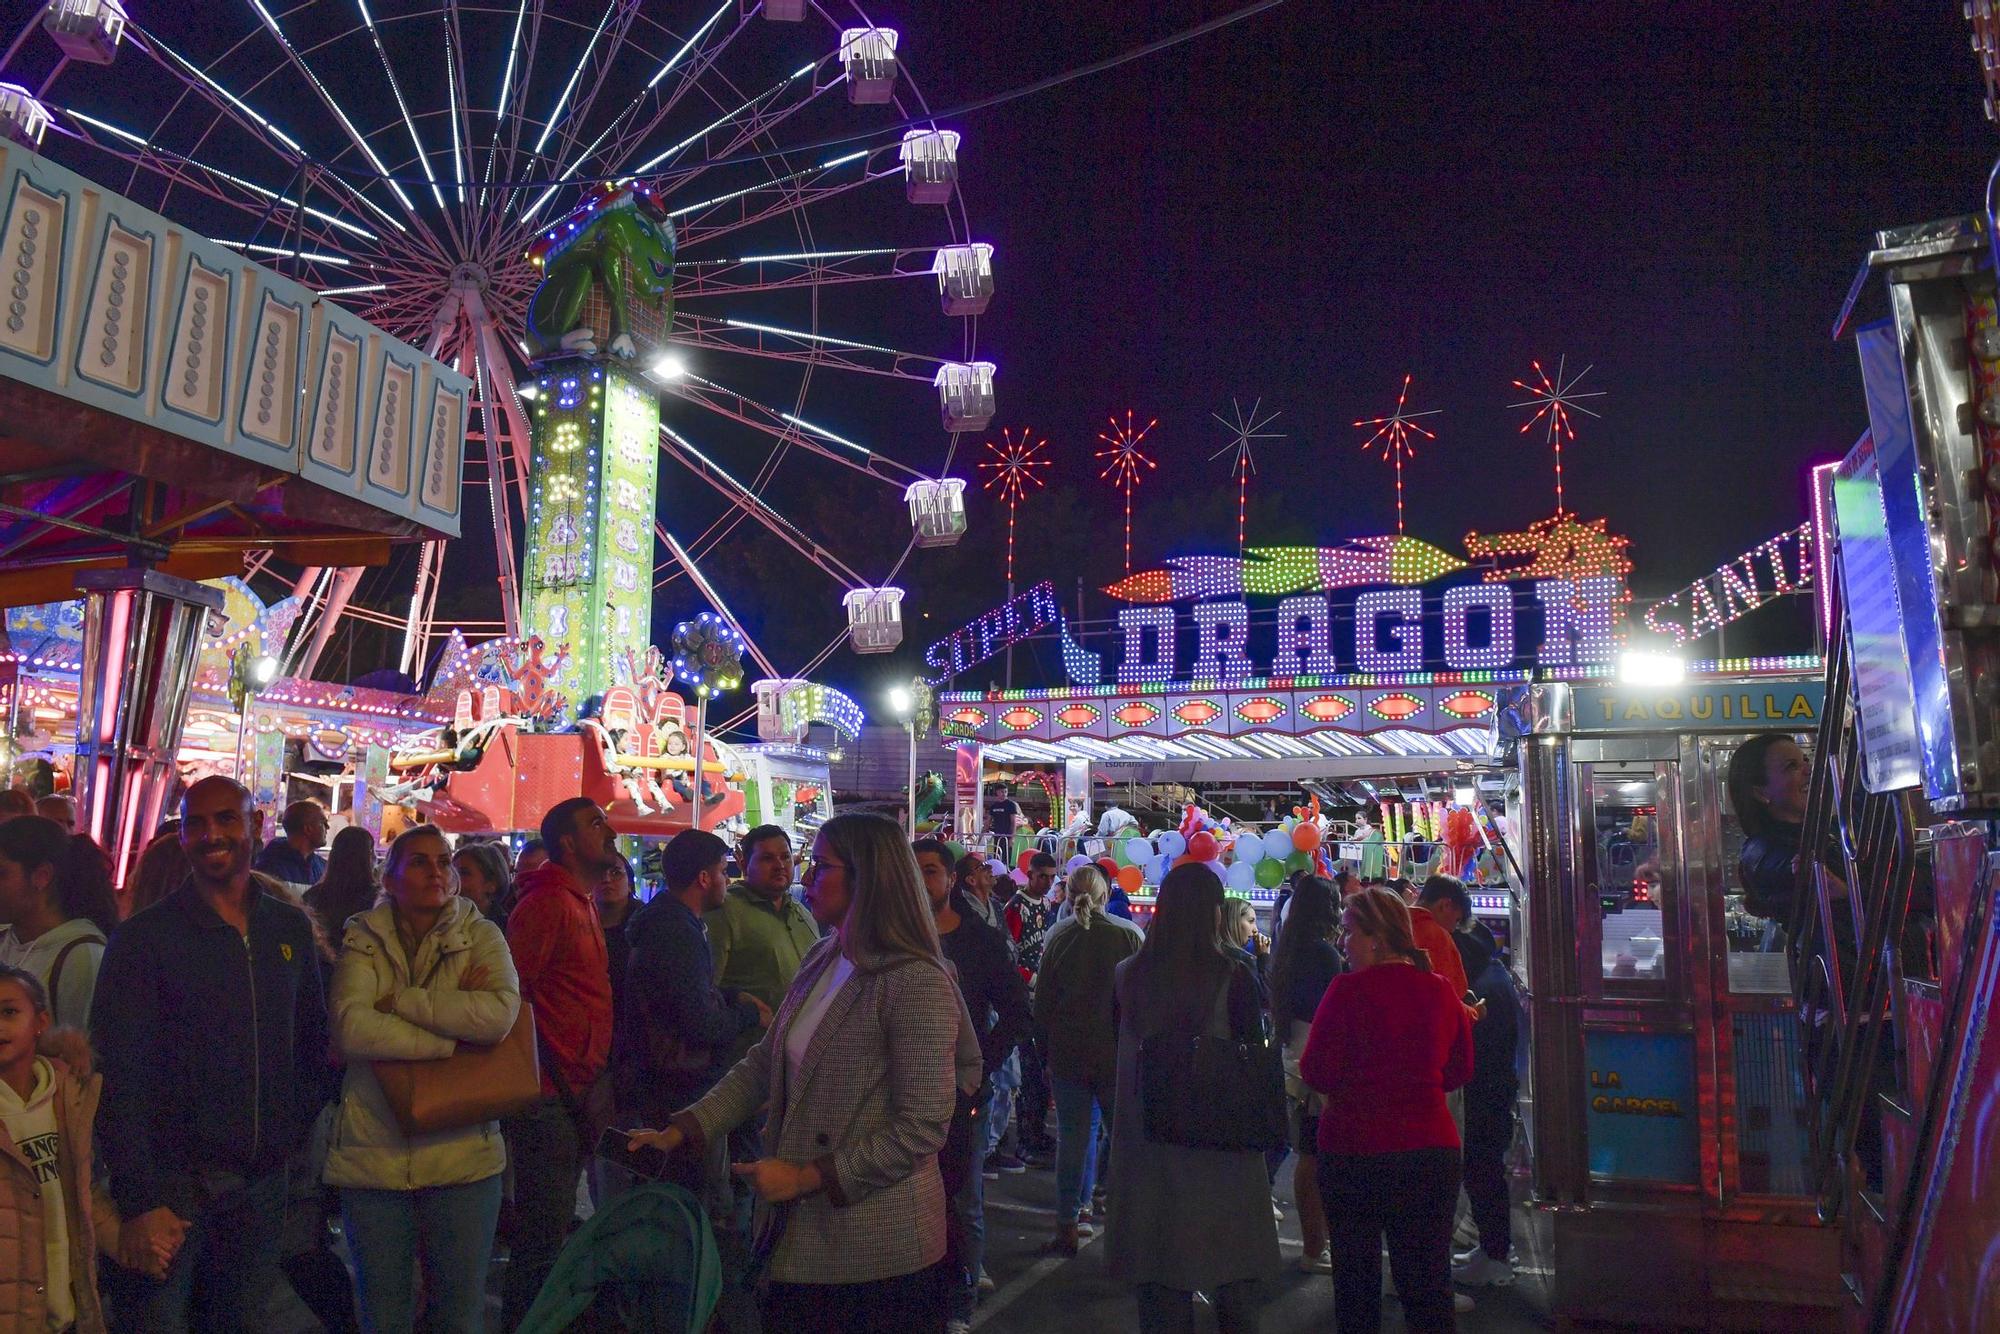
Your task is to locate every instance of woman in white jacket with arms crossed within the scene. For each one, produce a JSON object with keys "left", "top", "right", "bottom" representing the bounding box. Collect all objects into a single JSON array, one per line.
[{"left": 325, "top": 825, "right": 521, "bottom": 1334}]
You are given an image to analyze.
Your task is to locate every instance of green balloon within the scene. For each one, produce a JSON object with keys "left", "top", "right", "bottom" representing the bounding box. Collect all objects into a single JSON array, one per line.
[
  {"left": 1111, "top": 840, "right": 1132, "bottom": 867},
  {"left": 1255, "top": 857, "right": 1285, "bottom": 889},
  {"left": 1285, "top": 851, "right": 1310, "bottom": 873},
  {"left": 947, "top": 842, "right": 967, "bottom": 863}
]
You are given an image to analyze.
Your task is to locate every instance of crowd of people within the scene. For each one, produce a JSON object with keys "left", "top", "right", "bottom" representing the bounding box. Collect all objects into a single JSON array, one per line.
[{"left": 0, "top": 780, "right": 1524, "bottom": 1332}]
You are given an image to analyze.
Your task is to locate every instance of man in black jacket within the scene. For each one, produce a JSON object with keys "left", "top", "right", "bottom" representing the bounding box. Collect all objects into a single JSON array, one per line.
[
  {"left": 612, "top": 829, "right": 769, "bottom": 1192},
  {"left": 916, "top": 837, "right": 1029, "bottom": 1326},
  {"left": 92, "top": 775, "right": 330, "bottom": 1332}
]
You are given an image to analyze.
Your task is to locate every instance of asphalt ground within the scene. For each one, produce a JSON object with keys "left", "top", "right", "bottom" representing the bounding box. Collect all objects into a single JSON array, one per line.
[{"left": 966, "top": 1143, "right": 1553, "bottom": 1333}]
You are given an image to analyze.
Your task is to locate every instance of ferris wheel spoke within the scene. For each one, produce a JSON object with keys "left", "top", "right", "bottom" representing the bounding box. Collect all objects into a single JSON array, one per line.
[
  {"left": 655, "top": 526, "right": 781, "bottom": 681},
  {"left": 672, "top": 313, "right": 949, "bottom": 382},
  {"left": 240, "top": 0, "right": 433, "bottom": 237},
  {"left": 657, "top": 423, "right": 870, "bottom": 589},
  {"left": 669, "top": 376, "right": 924, "bottom": 486},
  {"left": 523, "top": 3, "right": 641, "bottom": 190},
  {"left": 113, "top": 27, "right": 403, "bottom": 239},
  {"left": 530, "top": 0, "right": 748, "bottom": 213},
  {"left": 673, "top": 246, "right": 935, "bottom": 299},
  {"left": 668, "top": 149, "right": 894, "bottom": 250},
  {"left": 49, "top": 112, "right": 373, "bottom": 260},
  {"left": 619, "top": 44, "right": 829, "bottom": 190}
]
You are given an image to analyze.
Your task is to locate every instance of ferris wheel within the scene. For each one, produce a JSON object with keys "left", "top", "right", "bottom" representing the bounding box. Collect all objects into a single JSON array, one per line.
[{"left": 1, "top": 0, "right": 990, "bottom": 705}]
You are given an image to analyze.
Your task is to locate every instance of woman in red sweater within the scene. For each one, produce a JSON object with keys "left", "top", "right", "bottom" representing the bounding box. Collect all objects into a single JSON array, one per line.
[{"left": 1299, "top": 886, "right": 1473, "bottom": 1333}]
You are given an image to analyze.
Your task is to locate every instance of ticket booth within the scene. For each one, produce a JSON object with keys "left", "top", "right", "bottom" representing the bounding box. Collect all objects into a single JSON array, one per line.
[{"left": 1507, "top": 674, "right": 1843, "bottom": 1326}]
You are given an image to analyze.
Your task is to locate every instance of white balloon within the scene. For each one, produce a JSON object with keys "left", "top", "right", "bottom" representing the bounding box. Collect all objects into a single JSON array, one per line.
[
  {"left": 1158, "top": 830, "right": 1188, "bottom": 858},
  {"left": 1262, "top": 828, "right": 1293, "bottom": 860},
  {"left": 1227, "top": 860, "right": 1257, "bottom": 891},
  {"left": 1065, "top": 854, "right": 1091, "bottom": 874},
  {"left": 1123, "top": 837, "right": 1152, "bottom": 865},
  {"left": 1236, "top": 836, "right": 1265, "bottom": 865}
]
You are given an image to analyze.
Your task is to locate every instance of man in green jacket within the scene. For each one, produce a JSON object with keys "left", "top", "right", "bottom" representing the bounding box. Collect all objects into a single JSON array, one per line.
[{"left": 704, "top": 825, "right": 819, "bottom": 1064}]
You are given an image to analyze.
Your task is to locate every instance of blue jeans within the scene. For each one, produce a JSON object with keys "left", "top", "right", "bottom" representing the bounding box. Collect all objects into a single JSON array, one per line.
[
  {"left": 1052, "top": 1076, "right": 1110, "bottom": 1223},
  {"left": 109, "top": 1167, "right": 288, "bottom": 1333},
  {"left": 342, "top": 1174, "right": 503, "bottom": 1334},
  {"left": 985, "top": 1050, "right": 1021, "bottom": 1157},
  {"left": 948, "top": 1101, "right": 987, "bottom": 1320}
]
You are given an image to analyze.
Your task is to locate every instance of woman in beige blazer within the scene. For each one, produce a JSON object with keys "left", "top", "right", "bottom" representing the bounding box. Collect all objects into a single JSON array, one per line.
[{"left": 633, "top": 813, "right": 975, "bottom": 1332}]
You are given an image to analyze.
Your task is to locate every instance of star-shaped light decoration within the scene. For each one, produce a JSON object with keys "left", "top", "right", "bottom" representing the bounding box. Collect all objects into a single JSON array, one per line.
[
  {"left": 978, "top": 427, "right": 1053, "bottom": 583},
  {"left": 1210, "top": 398, "right": 1285, "bottom": 555},
  {"left": 1095, "top": 411, "right": 1159, "bottom": 576},
  {"left": 1354, "top": 375, "right": 1441, "bottom": 534},
  {"left": 1509, "top": 355, "right": 1604, "bottom": 516}
]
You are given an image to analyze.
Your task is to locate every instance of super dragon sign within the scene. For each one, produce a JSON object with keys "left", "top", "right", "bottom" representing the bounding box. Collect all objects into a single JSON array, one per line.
[{"left": 923, "top": 516, "right": 1636, "bottom": 688}]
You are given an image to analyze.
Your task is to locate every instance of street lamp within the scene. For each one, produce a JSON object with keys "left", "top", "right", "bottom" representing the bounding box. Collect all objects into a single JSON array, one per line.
[
  {"left": 229, "top": 647, "right": 280, "bottom": 781},
  {"left": 889, "top": 684, "right": 915, "bottom": 834}
]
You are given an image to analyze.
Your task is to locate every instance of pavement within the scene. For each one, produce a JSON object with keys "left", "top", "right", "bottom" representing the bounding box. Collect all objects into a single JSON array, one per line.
[{"left": 967, "top": 1144, "right": 1554, "bottom": 1333}]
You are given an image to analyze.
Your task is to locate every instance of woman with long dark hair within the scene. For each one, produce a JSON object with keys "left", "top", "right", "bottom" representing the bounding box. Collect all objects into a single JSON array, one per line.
[
  {"left": 1106, "top": 863, "right": 1280, "bottom": 1332},
  {"left": 631, "top": 813, "right": 979, "bottom": 1331},
  {"left": 304, "top": 826, "right": 381, "bottom": 943},
  {"left": 1268, "top": 873, "right": 1343, "bottom": 1273},
  {"left": 1300, "top": 886, "right": 1472, "bottom": 1333},
  {"left": 0, "top": 819, "right": 112, "bottom": 1028}
]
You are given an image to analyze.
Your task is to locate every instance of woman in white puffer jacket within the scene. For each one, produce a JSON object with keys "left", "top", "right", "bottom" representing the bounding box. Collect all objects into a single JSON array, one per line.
[{"left": 325, "top": 825, "right": 520, "bottom": 1334}]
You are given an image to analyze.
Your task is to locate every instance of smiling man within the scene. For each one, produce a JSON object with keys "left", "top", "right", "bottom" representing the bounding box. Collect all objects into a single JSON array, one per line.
[
  {"left": 705, "top": 824, "right": 819, "bottom": 1066},
  {"left": 90, "top": 775, "right": 329, "bottom": 1331}
]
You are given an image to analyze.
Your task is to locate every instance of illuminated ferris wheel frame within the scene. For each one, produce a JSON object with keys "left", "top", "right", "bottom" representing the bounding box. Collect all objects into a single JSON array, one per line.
[{"left": 1, "top": 0, "right": 994, "bottom": 706}]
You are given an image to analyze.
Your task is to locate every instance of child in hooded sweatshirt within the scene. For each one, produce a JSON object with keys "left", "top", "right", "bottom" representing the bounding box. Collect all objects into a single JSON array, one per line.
[{"left": 0, "top": 966, "right": 128, "bottom": 1332}]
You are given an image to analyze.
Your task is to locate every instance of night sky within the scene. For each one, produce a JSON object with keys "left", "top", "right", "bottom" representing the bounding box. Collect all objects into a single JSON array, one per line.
[
  {"left": 11, "top": 2, "right": 1996, "bottom": 712},
  {"left": 713, "top": 1, "right": 1996, "bottom": 703}
]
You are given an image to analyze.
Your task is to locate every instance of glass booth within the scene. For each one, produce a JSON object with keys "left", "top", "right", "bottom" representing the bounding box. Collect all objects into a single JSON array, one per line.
[{"left": 1504, "top": 675, "right": 1842, "bottom": 1327}]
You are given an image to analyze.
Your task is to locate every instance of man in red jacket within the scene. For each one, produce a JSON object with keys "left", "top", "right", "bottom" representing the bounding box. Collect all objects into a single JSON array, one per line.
[{"left": 501, "top": 796, "right": 620, "bottom": 1329}]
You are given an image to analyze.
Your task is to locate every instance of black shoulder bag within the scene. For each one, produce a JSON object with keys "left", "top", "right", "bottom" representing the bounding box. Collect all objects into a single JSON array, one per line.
[{"left": 1138, "top": 963, "right": 1289, "bottom": 1153}]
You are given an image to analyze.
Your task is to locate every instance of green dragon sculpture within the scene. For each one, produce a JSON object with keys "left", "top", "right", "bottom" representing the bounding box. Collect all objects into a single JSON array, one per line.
[{"left": 524, "top": 184, "right": 675, "bottom": 361}]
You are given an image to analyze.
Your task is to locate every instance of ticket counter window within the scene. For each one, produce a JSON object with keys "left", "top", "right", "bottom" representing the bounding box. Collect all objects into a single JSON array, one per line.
[{"left": 1586, "top": 767, "right": 1671, "bottom": 995}]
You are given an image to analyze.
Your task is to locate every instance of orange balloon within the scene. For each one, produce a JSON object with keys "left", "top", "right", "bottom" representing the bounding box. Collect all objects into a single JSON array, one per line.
[
  {"left": 1171, "top": 853, "right": 1193, "bottom": 869},
  {"left": 1116, "top": 864, "right": 1144, "bottom": 893},
  {"left": 1292, "top": 823, "right": 1322, "bottom": 854}
]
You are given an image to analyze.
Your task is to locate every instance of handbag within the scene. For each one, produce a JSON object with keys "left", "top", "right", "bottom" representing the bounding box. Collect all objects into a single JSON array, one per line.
[
  {"left": 374, "top": 1001, "right": 542, "bottom": 1137},
  {"left": 1139, "top": 965, "right": 1289, "bottom": 1153}
]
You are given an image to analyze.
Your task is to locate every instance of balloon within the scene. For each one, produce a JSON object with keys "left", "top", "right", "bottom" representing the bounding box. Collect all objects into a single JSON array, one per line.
[
  {"left": 1285, "top": 851, "right": 1310, "bottom": 873},
  {"left": 984, "top": 859, "right": 1009, "bottom": 878},
  {"left": 1187, "top": 830, "right": 1218, "bottom": 862},
  {"left": 1262, "top": 828, "right": 1293, "bottom": 860},
  {"left": 1017, "top": 849, "right": 1036, "bottom": 873},
  {"left": 1227, "top": 860, "right": 1256, "bottom": 892},
  {"left": 1096, "top": 857, "right": 1119, "bottom": 882},
  {"left": 1292, "top": 823, "right": 1322, "bottom": 854},
  {"left": 1011, "top": 868, "right": 1029, "bottom": 885},
  {"left": 1065, "top": 854, "right": 1091, "bottom": 874},
  {"left": 1150, "top": 854, "right": 1173, "bottom": 884},
  {"left": 1117, "top": 864, "right": 1144, "bottom": 894},
  {"left": 1255, "top": 857, "right": 1285, "bottom": 889},
  {"left": 1123, "top": 837, "right": 1153, "bottom": 866},
  {"left": 948, "top": 842, "right": 967, "bottom": 862},
  {"left": 1236, "top": 835, "right": 1265, "bottom": 865},
  {"left": 1158, "top": 830, "right": 1188, "bottom": 858},
  {"left": 1171, "top": 854, "right": 1193, "bottom": 870}
]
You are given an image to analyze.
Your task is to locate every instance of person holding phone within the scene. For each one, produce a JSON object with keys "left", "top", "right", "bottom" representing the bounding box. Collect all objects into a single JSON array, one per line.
[
  {"left": 629, "top": 814, "right": 975, "bottom": 1331},
  {"left": 324, "top": 824, "right": 520, "bottom": 1334}
]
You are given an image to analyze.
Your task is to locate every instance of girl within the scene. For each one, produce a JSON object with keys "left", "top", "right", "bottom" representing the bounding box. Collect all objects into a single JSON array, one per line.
[
  {"left": 0, "top": 966, "right": 129, "bottom": 1332},
  {"left": 0, "top": 817, "right": 111, "bottom": 1028}
]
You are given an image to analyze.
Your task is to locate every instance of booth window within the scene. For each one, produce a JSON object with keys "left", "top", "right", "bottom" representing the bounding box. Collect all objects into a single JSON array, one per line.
[{"left": 1588, "top": 767, "right": 1671, "bottom": 995}]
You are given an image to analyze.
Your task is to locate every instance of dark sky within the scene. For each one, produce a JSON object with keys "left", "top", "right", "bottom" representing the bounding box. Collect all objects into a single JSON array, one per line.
[
  {"left": 718, "top": 0, "right": 1995, "bottom": 701},
  {"left": 11, "top": 1, "right": 1994, "bottom": 710}
]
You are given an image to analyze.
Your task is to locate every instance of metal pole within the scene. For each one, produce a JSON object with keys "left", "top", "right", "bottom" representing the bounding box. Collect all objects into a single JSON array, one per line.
[
  {"left": 692, "top": 692, "right": 708, "bottom": 831},
  {"left": 907, "top": 719, "right": 918, "bottom": 835}
]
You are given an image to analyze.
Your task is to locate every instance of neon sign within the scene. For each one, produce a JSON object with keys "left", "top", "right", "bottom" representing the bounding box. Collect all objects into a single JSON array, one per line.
[
  {"left": 1643, "top": 522, "right": 1817, "bottom": 647},
  {"left": 922, "top": 580, "right": 1063, "bottom": 685}
]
